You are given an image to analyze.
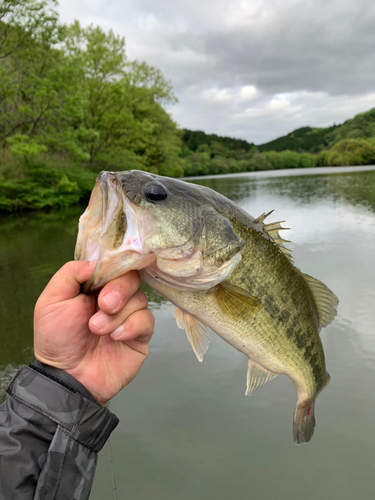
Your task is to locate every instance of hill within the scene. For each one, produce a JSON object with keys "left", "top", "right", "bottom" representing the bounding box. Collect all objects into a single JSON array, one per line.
[
  {"left": 257, "top": 108, "right": 375, "bottom": 153},
  {"left": 179, "top": 107, "right": 375, "bottom": 176},
  {"left": 182, "top": 129, "right": 255, "bottom": 152},
  {"left": 182, "top": 108, "right": 375, "bottom": 155}
]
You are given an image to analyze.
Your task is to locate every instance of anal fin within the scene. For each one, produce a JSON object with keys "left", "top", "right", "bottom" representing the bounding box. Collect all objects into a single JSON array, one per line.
[
  {"left": 246, "top": 359, "right": 278, "bottom": 395},
  {"left": 174, "top": 307, "right": 210, "bottom": 362}
]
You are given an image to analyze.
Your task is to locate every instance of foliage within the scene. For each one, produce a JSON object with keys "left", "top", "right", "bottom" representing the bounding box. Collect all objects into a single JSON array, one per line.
[
  {"left": 0, "top": 160, "right": 96, "bottom": 211},
  {"left": 0, "top": 0, "right": 81, "bottom": 150},
  {"left": 62, "top": 22, "right": 182, "bottom": 173},
  {"left": 182, "top": 129, "right": 255, "bottom": 153},
  {"left": 0, "top": 1, "right": 185, "bottom": 211},
  {"left": 324, "top": 109, "right": 375, "bottom": 147},
  {"left": 315, "top": 139, "right": 375, "bottom": 167},
  {"left": 7, "top": 134, "right": 47, "bottom": 159},
  {"left": 257, "top": 126, "right": 337, "bottom": 153},
  {"left": 258, "top": 108, "right": 375, "bottom": 154},
  {"left": 181, "top": 141, "right": 315, "bottom": 177},
  {"left": 0, "top": 7, "right": 180, "bottom": 158}
]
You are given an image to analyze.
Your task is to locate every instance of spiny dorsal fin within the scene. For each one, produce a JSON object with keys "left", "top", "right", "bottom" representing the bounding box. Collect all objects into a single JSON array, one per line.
[
  {"left": 254, "top": 211, "right": 293, "bottom": 262},
  {"left": 174, "top": 307, "right": 210, "bottom": 362},
  {"left": 253, "top": 210, "right": 274, "bottom": 224},
  {"left": 302, "top": 273, "right": 339, "bottom": 329},
  {"left": 246, "top": 359, "right": 278, "bottom": 395},
  {"left": 214, "top": 282, "right": 260, "bottom": 320}
]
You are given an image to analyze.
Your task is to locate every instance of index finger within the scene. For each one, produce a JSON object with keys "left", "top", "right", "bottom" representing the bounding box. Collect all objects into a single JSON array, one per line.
[
  {"left": 97, "top": 270, "right": 142, "bottom": 314},
  {"left": 39, "top": 260, "right": 97, "bottom": 305}
]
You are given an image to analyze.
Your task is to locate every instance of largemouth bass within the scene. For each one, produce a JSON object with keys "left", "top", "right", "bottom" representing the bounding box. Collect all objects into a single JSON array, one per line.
[{"left": 75, "top": 170, "right": 338, "bottom": 444}]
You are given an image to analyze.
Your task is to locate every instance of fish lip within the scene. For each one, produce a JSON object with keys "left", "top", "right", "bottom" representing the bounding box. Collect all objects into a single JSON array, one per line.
[
  {"left": 100, "top": 171, "right": 120, "bottom": 233},
  {"left": 98, "top": 170, "right": 110, "bottom": 192},
  {"left": 78, "top": 171, "right": 156, "bottom": 293},
  {"left": 77, "top": 171, "right": 121, "bottom": 292}
]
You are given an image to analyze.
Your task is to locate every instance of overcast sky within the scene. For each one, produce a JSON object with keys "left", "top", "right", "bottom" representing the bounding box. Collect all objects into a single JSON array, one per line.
[{"left": 58, "top": 0, "right": 375, "bottom": 144}]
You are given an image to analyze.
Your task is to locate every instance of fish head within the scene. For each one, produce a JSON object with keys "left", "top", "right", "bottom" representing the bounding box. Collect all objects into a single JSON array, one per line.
[{"left": 75, "top": 170, "right": 244, "bottom": 292}]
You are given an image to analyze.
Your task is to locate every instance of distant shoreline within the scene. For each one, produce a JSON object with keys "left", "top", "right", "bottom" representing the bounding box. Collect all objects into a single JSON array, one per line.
[{"left": 184, "top": 164, "right": 375, "bottom": 181}]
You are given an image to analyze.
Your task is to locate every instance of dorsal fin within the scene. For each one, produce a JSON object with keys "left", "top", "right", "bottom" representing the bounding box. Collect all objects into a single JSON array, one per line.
[
  {"left": 302, "top": 273, "right": 339, "bottom": 329},
  {"left": 253, "top": 210, "right": 274, "bottom": 224},
  {"left": 254, "top": 211, "right": 293, "bottom": 262}
]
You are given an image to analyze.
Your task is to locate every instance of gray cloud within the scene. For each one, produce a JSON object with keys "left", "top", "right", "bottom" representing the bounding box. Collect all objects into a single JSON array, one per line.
[{"left": 58, "top": 0, "right": 375, "bottom": 143}]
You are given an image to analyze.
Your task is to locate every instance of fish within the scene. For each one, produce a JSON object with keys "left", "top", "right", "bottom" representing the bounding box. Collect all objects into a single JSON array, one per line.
[{"left": 75, "top": 170, "right": 339, "bottom": 444}]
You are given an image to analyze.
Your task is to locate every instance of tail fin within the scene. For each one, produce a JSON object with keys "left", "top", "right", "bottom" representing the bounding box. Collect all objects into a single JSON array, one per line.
[{"left": 293, "top": 401, "right": 316, "bottom": 444}]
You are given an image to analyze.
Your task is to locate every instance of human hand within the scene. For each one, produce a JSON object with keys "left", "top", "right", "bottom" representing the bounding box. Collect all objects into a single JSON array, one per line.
[{"left": 33, "top": 261, "right": 154, "bottom": 406}]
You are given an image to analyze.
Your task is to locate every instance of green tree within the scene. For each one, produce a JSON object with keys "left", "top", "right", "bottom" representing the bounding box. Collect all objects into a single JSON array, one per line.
[
  {"left": 247, "top": 153, "right": 271, "bottom": 171},
  {"left": 315, "top": 139, "right": 375, "bottom": 166},
  {"left": 0, "top": 0, "right": 88, "bottom": 164},
  {"left": 263, "top": 151, "right": 284, "bottom": 169},
  {"left": 64, "top": 22, "right": 182, "bottom": 174}
]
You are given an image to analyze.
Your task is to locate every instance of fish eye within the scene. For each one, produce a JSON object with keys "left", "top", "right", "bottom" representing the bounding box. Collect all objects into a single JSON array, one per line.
[{"left": 145, "top": 183, "right": 168, "bottom": 203}]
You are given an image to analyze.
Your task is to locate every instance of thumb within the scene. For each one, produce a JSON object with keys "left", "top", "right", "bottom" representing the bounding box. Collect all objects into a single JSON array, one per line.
[{"left": 40, "top": 260, "right": 97, "bottom": 304}]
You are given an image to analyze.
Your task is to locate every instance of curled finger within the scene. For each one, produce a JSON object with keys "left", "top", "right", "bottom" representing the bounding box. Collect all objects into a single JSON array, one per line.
[
  {"left": 97, "top": 271, "right": 141, "bottom": 314},
  {"left": 89, "top": 289, "right": 148, "bottom": 335},
  {"left": 110, "top": 309, "right": 155, "bottom": 343}
]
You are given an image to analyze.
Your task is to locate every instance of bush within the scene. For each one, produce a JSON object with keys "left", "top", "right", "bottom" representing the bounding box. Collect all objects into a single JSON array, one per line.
[
  {"left": 263, "top": 150, "right": 314, "bottom": 169},
  {"left": 0, "top": 161, "right": 96, "bottom": 212},
  {"left": 315, "top": 139, "right": 375, "bottom": 166}
]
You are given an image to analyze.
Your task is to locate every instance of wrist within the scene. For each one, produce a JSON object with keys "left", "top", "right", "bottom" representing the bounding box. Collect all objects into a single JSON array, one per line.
[{"left": 62, "top": 367, "right": 111, "bottom": 406}]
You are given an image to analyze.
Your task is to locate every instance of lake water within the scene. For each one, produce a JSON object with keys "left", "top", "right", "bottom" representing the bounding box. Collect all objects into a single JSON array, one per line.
[{"left": 1, "top": 166, "right": 375, "bottom": 499}]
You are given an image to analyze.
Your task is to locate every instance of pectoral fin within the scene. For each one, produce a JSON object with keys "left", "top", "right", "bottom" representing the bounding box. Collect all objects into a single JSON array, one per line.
[
  {"left": 246, "top": 359, "right": 278, "bottom": 395},
  {"left": 214, "top": 282, "right": 260, "bottom": 320},
  {"left": 173, "top": 307, "right": 210, "bottom": 362}
]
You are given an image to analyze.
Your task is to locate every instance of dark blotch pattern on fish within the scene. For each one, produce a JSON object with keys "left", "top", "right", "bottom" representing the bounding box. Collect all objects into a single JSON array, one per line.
[{"left": 263, "top": 295, "right": 280, "bottom": 317}]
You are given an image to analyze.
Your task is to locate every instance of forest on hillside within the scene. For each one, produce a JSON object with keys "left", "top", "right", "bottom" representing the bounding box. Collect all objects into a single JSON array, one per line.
[
  {"left": 257, "top": 108, "right": 375, "bottom": 154},
  {"left": 1, "top": 0, "right": 375, "bottom": 213}
]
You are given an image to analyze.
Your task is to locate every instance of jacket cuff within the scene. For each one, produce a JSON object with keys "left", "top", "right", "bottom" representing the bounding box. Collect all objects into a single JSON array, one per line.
[
  {"left": 6, "top": 365, "right": 119, "bottom": 452},
  {"left": 30, "top": 359, "right": 98, "bottom": 403}
]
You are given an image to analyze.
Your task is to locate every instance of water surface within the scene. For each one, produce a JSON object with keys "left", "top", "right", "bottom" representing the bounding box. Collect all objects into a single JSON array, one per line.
[{"left": 1, "top": 166, "right": 375, "bottom": 499}]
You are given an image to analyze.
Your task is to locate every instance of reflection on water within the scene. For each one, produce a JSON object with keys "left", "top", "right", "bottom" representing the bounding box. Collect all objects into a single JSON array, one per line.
[
  {"left": 0, "top": 206, "right": 84, "bottom": 379},
  {"left": 1, "top": 166, "right": 375, "bottom": 499},
  {"left": 192, "top": 167, "right": 375, "bottom": 213}
]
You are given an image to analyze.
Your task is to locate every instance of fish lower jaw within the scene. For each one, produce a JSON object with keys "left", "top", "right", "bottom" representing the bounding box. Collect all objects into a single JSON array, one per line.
[{"left": 83, "top": 251, "right": 156, "bottom": 292}]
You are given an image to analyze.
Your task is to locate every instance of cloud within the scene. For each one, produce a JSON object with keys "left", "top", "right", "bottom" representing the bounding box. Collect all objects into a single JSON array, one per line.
[
  {"left": 58, "top": 0, "right": 375, "bottom": 143},
  {"left": 201, "top": 85, "right": 257, "bottom": 104}
]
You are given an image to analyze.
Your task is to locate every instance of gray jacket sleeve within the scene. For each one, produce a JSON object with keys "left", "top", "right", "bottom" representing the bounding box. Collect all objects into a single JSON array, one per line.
[{"left": 0, "top": 363, "right": 119, "bottom": 500}]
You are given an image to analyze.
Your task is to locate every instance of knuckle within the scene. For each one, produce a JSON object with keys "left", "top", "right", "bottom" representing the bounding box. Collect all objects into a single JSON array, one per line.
[
  {"left": 142, "top": 310, "right": 155, "bottom": 332},
  {"left": 61, "top": 261, "right": 74, "bottom": 275},
  {"left": 135, "top": 289, "right": 148, "bottom": 306},
  {"left": 131, "top": 309, "right": 154, "bottom": 336}
]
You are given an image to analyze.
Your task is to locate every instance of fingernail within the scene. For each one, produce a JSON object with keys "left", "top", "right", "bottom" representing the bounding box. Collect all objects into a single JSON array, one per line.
[
  {"left": 110, "top": 325, "right": 123, "bottom": 339},
  {"left": 103, "top": 291, "right": 121, "bottom": 312},
  {"left": 92, "top": 312, "right": 108, "bottom": 330}
]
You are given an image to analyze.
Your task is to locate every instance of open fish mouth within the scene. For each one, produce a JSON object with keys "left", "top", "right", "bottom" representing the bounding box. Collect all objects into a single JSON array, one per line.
[{"left": 75, "top": 172, "right": 155, "bottom": 292}]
